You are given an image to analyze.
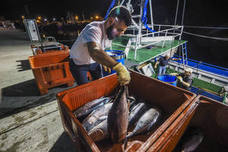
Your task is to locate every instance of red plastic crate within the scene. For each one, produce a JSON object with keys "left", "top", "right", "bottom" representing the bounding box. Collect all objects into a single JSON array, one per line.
[
  {"left": 29, "top": 51, "right": 74, "bottom": 95},
  {"left": 56, "top": 70, "right": 197, "bottom": 152}
]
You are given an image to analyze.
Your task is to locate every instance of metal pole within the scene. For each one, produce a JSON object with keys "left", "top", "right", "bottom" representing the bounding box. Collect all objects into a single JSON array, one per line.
[
  {"left": 158, "top": 25, "right": 161, "bottom": 36},
  {"left": 162, "top": 30, "right": 168, "bottom": 48},
  {"left": 174, "top": 0, "right": 180, "bottom": 25},
  {"left": 182, "top": 44, "right": 185, "bottom": 69},
  {"left": 181, "top": 0, "right": 186, "bottom": 25},
  {"left": 179, "top": 26, "right": 184, "bottom": 40},
  {"left": 149, "top": 0, "right": 154, "bottom": 30}
]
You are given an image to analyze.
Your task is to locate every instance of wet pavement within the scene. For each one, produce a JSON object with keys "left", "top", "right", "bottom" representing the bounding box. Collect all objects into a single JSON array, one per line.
[{"left": 0, "top": 30, "right": 77, "bottom": 152}]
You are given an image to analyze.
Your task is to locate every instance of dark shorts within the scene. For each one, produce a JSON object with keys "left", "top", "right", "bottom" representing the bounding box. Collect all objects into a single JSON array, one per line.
[{"left": 69, "top": 59, "right": 103, "bottom": 85}]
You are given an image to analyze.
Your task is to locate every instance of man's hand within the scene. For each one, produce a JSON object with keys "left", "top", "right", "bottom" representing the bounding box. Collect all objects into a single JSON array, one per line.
[{"left": 113, "top": 63, "right": 131, "bottom": 85}]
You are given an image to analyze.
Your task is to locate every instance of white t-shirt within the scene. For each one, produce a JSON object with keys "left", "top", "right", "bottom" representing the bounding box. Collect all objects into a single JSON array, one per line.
[{"left": 70, "top": 21, "right": 112, "bottom": 65}]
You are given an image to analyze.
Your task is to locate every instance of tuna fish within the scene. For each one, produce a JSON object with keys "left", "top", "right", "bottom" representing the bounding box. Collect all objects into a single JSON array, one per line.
[
  {"left": 88, "top": 119, "right": 108, "bottom": 142},
  {"left": 127, "top": 107, "right": 161, "bottom": 139},
  {"left": 128, "top": 97, "right": 137, "bottom": 111},
  {"left": 82, "top": 102, "right": 113, "bottom": 132},
  {"left": 108, "top": 86, "right": 129, "bottom": 152},
  {"left": 181, "top": 128, "right": 204, "bottom": 152},
  {"left": 128, "top": 96, "right": 136, "bottom": 103},
  {"left": 74, "top": 96, "right": 112, "bottom": 121},
  {"left": 128, "top": 102, "right": 149, "bottom": 128}
]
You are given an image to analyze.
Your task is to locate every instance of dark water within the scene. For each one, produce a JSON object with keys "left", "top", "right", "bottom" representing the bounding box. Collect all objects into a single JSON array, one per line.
[
  {"left": 182, "top": 29, "right": 228, "bottom": 68},
  {"left": 152, "top": 0, "right": 228, "bottom": 68}
]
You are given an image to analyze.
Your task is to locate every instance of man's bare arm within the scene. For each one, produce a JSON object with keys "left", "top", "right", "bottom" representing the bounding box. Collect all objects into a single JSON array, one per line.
[{"left": 87, "top": 42, "right": 118, "bottom": 68}]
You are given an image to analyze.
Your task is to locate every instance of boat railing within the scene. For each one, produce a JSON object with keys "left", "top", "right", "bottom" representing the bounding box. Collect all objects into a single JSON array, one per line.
[{"left": 173, "top": 55, "right": 228, "bottom": 72}]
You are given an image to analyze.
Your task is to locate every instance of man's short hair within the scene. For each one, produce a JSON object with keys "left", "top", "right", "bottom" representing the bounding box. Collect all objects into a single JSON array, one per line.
[
  {"left": 108, "top": 6, "right": 132, "bottom": 26},
  {"left": 165, "top": 55, "right": 170, "bottom": 58}
]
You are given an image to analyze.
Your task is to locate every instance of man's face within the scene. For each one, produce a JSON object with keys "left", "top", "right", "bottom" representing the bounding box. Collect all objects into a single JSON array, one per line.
[
  {"left": 184, "top": 71, "right": 191, "bottom": 76},
  {"left": 165, "top": 56, "right": 170, "bottom": 60},
  {"left": 106, "top": 18, "right": 128, "bottom": 40}
]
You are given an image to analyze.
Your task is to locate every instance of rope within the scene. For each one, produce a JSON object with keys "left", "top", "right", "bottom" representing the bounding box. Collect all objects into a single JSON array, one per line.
[
  {"left": 184, "top": 25, "right": 228, "bottom": 30},
  {"left": 183, "top": 31, "right": 228, "bottom": 41}
]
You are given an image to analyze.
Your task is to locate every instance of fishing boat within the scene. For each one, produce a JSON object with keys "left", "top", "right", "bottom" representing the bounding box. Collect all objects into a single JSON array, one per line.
[{"left": 106, "top": 0, "right": 228, "bottom": 104}]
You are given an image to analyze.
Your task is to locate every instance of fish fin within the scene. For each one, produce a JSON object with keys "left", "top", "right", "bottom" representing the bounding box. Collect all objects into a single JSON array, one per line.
[
  {"left": 109, "top": 143, "right": 124, "bottom": 152},
  {"left": 123, "top": 137, "right": 128, "bottom": 149},
  {"left": 128, "top": 100, "right": 131, "bottom": 109}
]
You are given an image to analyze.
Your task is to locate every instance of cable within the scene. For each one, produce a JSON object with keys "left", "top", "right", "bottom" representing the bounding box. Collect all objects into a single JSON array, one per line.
[
  {"left": 104, "top": 0, "right": 116, "bottom": 20},
  {"left": 174, "top": 0, "right": 180, "bottom": 25},
  {"left": 184, "top": 25, "right": 228, "bottom": 30},
  {"left": 183, "top": 31, "right": 228, "bottom": 41},
  {"left": 181, "top": 0, "right": 186, "bottom": 25}
]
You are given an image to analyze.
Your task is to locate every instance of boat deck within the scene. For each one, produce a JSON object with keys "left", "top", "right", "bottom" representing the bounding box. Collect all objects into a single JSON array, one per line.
[{"left": 112, "top": 38, "right": 186, "bottom": 64}]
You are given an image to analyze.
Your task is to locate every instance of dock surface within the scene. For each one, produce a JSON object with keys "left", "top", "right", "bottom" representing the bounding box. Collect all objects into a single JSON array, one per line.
[{"left": 0, "top": 30, "right": 77, "bottom": 152}]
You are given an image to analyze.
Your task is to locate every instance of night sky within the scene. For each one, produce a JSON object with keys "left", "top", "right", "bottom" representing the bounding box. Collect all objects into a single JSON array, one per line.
[
  {"left": 0, "top": 0, "right": 110, "bottom": 19},
  {"left": 1, "top": 0, "right": 228, "bottom": 67},
  {"left": 1, "top": 0, "right": 227, "bottom": 24}
]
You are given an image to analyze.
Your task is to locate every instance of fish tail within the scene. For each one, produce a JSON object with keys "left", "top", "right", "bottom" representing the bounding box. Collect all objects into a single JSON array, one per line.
[{"left": 109, "top": 143, "right": 124, "bottom": 152}]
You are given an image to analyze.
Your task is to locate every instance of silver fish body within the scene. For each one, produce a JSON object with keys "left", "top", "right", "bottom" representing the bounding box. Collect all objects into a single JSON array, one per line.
[
  {"left": 128, "top": 102, "right": 149, "bottom": 128},
  {"left": 127, "top": 108, "right": 160, "bottom": 138},
  {"left": 74, "top": 96, "right": 111, "bottom": 120},
  {"left": 88, "top": 119, "right": 108, "bottom": 142},
  {"left": 82, "top": 102, "right": 112, "bottom": 132},
  {"left": 181, "top": 128, "right": 204, "bottom": 152}
]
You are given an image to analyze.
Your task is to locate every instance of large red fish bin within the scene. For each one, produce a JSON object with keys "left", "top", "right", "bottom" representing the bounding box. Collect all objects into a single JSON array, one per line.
[
  {"left": 29, "top": 51, "right": 74, "bottom": 95},
  {"left": 151, "top": 95, "right": 228, "bottom": 152},
  {"left": 56, "top": 70, "right": 199, "bottom": 152}
]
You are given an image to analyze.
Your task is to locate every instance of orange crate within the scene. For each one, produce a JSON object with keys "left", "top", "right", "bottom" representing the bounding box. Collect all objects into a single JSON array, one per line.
[
  {"left": 29, "top": 51, "right": 74, "bottom": 95},
  {"left": 56, "top": 70, "right": 196, "bottom": 152},
  {"left": 153, "top": 95, "right": 228, "bottom": 152}
]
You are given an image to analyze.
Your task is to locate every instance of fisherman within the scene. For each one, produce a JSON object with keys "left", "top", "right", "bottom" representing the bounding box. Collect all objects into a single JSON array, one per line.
[
  {"left": 154, "top": 55, "right": 179, "bottom": 76},
  {"left": 69, "top": 6, "right": 132, "bottom": 85},
  {"left": 171, "top": 68, "right": 193, "bottom": 91}
]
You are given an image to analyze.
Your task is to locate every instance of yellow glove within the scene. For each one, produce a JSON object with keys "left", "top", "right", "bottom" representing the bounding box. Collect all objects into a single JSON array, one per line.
[
  {"left": 177, "top": 76, "right": 183, "bottom": 82},
  {"left": 103, "top": 65, "right": 111, "bottom": 73},
  {"left": 113, "top": 63, "right": 131, "bottom": 85}
]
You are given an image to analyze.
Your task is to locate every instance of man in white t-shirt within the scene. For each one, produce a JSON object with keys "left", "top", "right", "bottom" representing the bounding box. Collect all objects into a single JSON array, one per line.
[{"left": 69, "top": 6, "right": 132, "bottom": 85}]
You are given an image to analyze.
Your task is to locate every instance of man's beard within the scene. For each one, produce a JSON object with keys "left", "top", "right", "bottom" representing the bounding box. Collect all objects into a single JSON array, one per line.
[{"left": 106, "top": 24, "right": 117, "bottom": 40}]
